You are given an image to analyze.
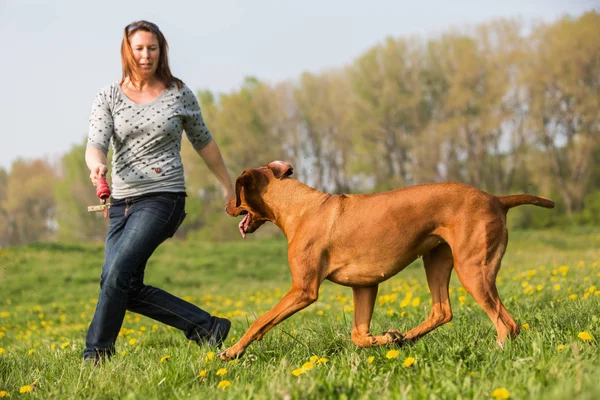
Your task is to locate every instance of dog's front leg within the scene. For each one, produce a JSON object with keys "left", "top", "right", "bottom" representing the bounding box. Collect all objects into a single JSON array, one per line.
[
  {"left": 351, "top": 285, "right": 403, "bottom": 347},
  {"left": 218, "top": 283, "right": 319, "bottom": 360}
]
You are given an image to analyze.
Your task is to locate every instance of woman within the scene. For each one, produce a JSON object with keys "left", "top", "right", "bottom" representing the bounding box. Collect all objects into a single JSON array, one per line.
[{"left": 83, "top": 20, "right": 233, "bottom": 362}]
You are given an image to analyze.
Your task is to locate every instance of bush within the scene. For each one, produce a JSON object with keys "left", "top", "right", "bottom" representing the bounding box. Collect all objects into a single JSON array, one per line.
[{"left": 577, "top": 190, "right": 600, "bottom": 226}]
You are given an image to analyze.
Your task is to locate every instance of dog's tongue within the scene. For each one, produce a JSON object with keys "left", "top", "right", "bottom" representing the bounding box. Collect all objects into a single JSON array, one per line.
[{"left": 238, "top": 214, "right": 249, "bottom": 239}]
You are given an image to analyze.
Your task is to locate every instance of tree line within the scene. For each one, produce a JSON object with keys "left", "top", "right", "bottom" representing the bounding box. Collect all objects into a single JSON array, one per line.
[{"left": 1, "top": 12, "right": 599, "bottom": 247}]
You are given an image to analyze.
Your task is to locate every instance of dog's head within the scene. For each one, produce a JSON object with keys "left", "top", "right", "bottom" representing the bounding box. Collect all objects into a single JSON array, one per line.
[{"left": 226, "top": 160, "right": 293, "bottom": 238}]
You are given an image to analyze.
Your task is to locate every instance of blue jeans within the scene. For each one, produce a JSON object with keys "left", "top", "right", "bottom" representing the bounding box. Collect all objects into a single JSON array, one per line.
[{"left": 83, "top": 192, "right": 215, "bottom": 359}]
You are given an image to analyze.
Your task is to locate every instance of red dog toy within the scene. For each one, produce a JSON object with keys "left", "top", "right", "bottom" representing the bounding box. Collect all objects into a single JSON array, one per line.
[{"left": 88, "top": 177, "right": 111, "bottom": 218}]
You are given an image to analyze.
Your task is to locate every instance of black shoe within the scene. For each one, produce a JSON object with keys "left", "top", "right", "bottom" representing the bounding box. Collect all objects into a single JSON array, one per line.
[
  {"left": 82, "top": 348, "right": 113, "bottom": 365},
  {"left": 83, "top": 355, "right": 100, "bottom": 366},
  {"left": 208, "top": 318, "right": 231, "bottom": 348}
]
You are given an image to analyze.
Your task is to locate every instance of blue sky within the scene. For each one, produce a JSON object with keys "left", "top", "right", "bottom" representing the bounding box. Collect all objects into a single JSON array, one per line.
[{"left": 0, "top": 0, "right": 596, "bottom": 170}]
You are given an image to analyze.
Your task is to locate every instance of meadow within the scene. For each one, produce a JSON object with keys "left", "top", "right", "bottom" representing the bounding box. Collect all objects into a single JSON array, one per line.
[{"left": 0, "top": 228, "right": 599, "bottom": 399}]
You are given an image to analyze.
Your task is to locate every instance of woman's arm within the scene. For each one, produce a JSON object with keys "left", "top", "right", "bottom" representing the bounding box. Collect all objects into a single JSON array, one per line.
[
  {"left": 196, "top": 139, "right": 234, "bottom": 202},
  {"left": 85, "top": 146, "right": 108, "bottom": 187}
]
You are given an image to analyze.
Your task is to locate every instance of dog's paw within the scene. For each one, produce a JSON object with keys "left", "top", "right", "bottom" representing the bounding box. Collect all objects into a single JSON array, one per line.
[
  {"left": 217, "top": 350, "right": 233, "bottom": 361},
  {"left": 382, "top": 330, "right": 405, "bottom": 345},
  {"left": 218, "top": 347, "right": 245, "bottom": 361}
]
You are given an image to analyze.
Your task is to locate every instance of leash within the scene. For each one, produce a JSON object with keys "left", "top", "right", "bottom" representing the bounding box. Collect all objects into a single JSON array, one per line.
[{"left": 87, "top": 177, "right": 111, "bottom": 218}]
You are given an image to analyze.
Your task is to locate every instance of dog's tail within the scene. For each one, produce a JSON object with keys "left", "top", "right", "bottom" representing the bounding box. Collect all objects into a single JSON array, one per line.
[{"left": 497, "top": 194, "right": 555, "bottom": 210}]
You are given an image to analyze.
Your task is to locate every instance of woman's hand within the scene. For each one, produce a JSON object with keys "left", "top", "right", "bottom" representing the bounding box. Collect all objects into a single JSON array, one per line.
[
  {"left": 224, "top": 186, "right": 235, "bottom": 203},
  {"left": 196, "top": 139, "right": 235, "bottom": 206},
  {"left": 89, "top": 163, "right": 108, "bottom": 187},
  {"left": 85, "top": 146, "right": 109, "bottom": 187}
]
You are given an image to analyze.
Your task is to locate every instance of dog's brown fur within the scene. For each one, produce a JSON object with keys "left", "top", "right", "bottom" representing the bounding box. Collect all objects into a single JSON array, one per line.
[{"left": 219, "top": 161, "right": 554, "bottom": 360}]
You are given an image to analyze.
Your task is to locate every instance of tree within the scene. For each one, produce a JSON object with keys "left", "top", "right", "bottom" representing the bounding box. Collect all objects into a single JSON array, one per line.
[
  {"left": 0, "top": 159, "right": 57, "bottom": 246},
  {"left": 523, "top": 12, "right": 600, "bottom": 214},
  {"left": 349, "top": 36, "right": 425, "bottom": 190},
  {"left": 293, "top": 70, "right": 354, "bottom": 192},
  {"left": 54, "top": 140, "right": 109, "bottom": 242}
]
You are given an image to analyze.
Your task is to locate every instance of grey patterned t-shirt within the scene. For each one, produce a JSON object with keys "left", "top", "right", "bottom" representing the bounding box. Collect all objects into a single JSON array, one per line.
[{"left": 87, "top": 81, "right": 212, "bottom": 199}]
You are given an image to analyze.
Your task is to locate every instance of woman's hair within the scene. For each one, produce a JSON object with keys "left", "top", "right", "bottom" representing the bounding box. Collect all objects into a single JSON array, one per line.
[{"left": 120, "top": 20, "right": 183, "bottom": 89}]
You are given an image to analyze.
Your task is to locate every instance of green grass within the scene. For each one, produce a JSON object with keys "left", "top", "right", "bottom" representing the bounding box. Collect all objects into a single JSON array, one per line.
[{"left": 1, "top": 228, "right": 599, "bottom": 399}]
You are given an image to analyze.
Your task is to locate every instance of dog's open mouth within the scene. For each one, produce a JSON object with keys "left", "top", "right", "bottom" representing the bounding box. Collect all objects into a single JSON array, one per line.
[{"left": 239, "top": 211, "right": 250, "bottom": 239}]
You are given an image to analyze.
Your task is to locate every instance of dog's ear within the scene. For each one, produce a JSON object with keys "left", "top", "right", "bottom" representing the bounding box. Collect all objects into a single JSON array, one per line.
[
  {"left": 268, "top": 161, "right": 293, "bottom": 179},
  {"left": 234, "top": 170, "right": 255, "bottom": 208}
]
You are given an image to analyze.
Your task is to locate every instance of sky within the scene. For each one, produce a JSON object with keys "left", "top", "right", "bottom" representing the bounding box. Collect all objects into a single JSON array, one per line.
[{"left": 0, "top": 0, "right": 596, "bottom": 170}]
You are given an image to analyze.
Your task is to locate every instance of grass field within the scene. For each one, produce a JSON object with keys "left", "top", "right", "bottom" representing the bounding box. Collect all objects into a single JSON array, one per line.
[{"left": 1, "top": 228, "right": 599, "bottom": 399}]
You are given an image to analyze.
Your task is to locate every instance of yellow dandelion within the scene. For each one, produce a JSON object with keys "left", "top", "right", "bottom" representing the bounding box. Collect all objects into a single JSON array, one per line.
[
  {"left": 0, "top": 348, "right": 5, "bottom": 356},
  {"left": 557, "top": 344, "right": 568, "bottom": 351},
  {"left": 199, "top": 370, "right": 207, "bottom": 378},
  {"left": 554, "top": 284, "right": 560, "bottom": 291},
  {"left": 386, "top": 349, "right": 400, "bottom": 359},
  {"left": 216, "top": 368, "right": 227, "bottom": 376},
  {"left": 205, "top": 351, "right": 215, "bottom": 361},
  {"left": 292, "top": 368, "right": 305, "bottom": 376},
  {"left": 367, "top": 356, "right": 375, "bottom": 364},
  {"left": 60, "top": 342, "right": 69, "bottom": 349},
  {"left": 578, "top": 332, "right": 593, "bottom": 342},
  {"left": 491, "top": 387, "right": 510, "bottom": 399},
  {"left": 122, "top": 351, "right": 127, "bottom": 356},
  {"left": 521, "top": 323, "right": 530, "bottom": 330},
  {"left": 0, "top": 390, "right": 10, "bottom": 397},
  {"left": 403, "top": 357, "right": 415, "bottom": 367},
  {"left": 217, "top": 380, "right": 231, "bottom": 389},
  {"left": 129, "top": 338, "right": 137, "bottom": 345},
  {"left": 28, "top": 349, "right": 36, "bottom": 355},
  {"left": 0, "top": 312, "right": 9, "bottom": 318},
  {"left": 569, "top": 294, "right": 578, "bottom": 301},
  {"left": 317, "top": 357, "right": 328, "bottom": 364},
  {"left": 160, "top": 355, "right": 170, "bottom": 363},
  {"left": 589, "top": 286, "right": 597, "bottom": 293},
  {"left": 302, "top": 362, "right": 315, "bottom": 371},
  {"left": 316, "top": 310, "right": 324, "bottom": 315},
  {"left": 19, "top": 386, "right": 32, "bottom": 394},
  {"left": 310, "top": 355, "right": 319, "bottom": 363}
]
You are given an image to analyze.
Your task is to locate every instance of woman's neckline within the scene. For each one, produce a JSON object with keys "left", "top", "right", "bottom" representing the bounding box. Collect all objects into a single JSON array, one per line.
[{"left": 118, "top": 81, "right": 171, "bottom": 107}]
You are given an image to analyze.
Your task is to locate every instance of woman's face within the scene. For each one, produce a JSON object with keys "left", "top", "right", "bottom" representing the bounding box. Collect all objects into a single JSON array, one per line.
[{"left": 129, "top": 30, "right": 160, "bottom": 79}]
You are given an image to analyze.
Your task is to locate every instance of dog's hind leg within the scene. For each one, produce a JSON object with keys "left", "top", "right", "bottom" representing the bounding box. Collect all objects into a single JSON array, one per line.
[
  {"left": 351, "top": 285, "right": 403, "bottom": 346},
  {"left": 453, "top": 225, "right": 519, "bottom": 346},
  {"left": 402, "top": 243, "right": 454, "bottom": 341}
]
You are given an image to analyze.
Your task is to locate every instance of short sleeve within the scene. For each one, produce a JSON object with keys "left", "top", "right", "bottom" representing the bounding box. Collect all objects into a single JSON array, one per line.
[
  {"left": 87, "top": 88, "right": 114, "bottom": 154},
  {"left": 181, "top": 85, "right": 213, "bottom": 150}
]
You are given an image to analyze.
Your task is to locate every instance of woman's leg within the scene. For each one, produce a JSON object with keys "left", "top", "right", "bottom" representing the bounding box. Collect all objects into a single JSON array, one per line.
[
  {"left": 83, "top": 193, "right": 224, "bottom": 361},
  {"left": 127, "top": 258, "right": 217, "bottom": 343},
  {"left": 83, "top": 199, "right": 129, "bottom": 360}
]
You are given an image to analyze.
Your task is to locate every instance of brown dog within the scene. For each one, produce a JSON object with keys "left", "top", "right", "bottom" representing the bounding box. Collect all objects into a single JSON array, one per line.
[{"left": 220, "top": 161, "right": 554, "bottom": 360}]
